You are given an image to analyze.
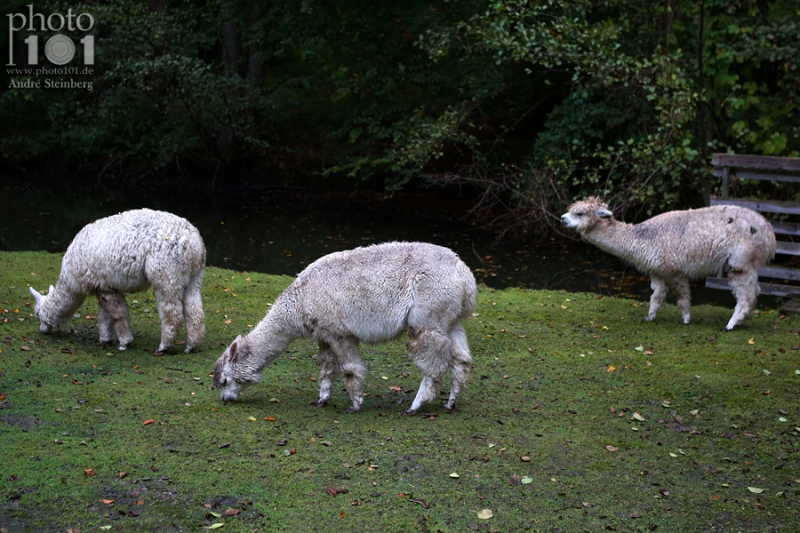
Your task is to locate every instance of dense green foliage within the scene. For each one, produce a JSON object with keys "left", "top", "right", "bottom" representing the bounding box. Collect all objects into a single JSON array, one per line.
[{"left": 1, "top": 0, "right": 798, "bottom": 226}]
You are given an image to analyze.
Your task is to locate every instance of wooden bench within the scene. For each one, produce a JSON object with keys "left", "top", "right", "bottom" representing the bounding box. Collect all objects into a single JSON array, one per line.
[{"left": 706, "top": 153, "right": 800, "bottom": 304}]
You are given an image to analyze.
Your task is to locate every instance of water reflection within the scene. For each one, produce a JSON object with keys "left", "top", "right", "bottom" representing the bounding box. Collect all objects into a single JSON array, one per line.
[{"left": 0, "top": 183, "right": 734, "bottom": 306}]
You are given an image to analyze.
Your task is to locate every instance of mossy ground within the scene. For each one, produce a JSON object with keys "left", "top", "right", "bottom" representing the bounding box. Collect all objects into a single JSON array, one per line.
[{"left": 1, "top": 250, "right": 799, "bottom": 532}]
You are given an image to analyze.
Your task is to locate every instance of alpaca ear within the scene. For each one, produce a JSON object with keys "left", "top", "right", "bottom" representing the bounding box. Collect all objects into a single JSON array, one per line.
[
  {"left": 49, "top": 285, "right": 56, "bottom": 294},
  {"left": 29, "top": 286, "right": 44, "bottom": 305},
  {"left": 597, "top": 208, "right": 613, "bottom": 218},
  {"left": 228, "top": 336, "right": 241, "bottom": 364}
]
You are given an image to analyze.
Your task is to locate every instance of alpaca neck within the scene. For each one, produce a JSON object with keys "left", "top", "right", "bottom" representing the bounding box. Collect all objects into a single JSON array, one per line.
[
  {"left": 43, "top": 284, "right": 86, "bottom": 326},
  {"left": 584, "top": 220, "right": 654, "bottom": 271},
  {"left": 243, "top": 300, "right": 300, "bottom": 368}
]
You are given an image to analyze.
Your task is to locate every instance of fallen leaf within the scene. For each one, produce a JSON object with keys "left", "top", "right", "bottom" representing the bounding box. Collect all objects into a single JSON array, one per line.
[
  {"left": 747, "top": 338, "right": 755, "bottom": 345},
  {"left": 247, "top": 416, "right": 257, "bottom": 422},
  {"left": 477, "top": 509, "right": 494, "bottom": 520},
  {"left": 143, "top": 419, "right": 154, "bottom": 425},
  {"left": 606, "top": 445, "right": 619, "bottom": 452},
  {"left": 607, "top": 365, "right": 617, "bottom": 372},
  {"left": 449, "top": 472, "right": 460, "bottom": 478},
  {"left": 101, "top": 498, "right": 114, "bottom": 505},
  {"left": 634, "top": 346, "right": 644, "bottom": 352},
  {"left": 408, "top": 497, "right": 430, "bottom": 509},
  {"left": 84, "top": 468, "right": 95, "bottom": 477},
  {"left": 225, "top": 508, "right": 240, "bottom": 516},
  {"left": 747, "top": 487, "right": 765, "bottom": 494},
  {"left": 632, "top": 412, "right": 646, "bottom": 422},
  {"left": 264, "top": 416, "right": 276, "bottom": 421},
  {"left": 206, "top": 524, "right": 224, "bottom": 530},
  {"left": 521, "top": 476, "right": 533, "bottom": 484}
]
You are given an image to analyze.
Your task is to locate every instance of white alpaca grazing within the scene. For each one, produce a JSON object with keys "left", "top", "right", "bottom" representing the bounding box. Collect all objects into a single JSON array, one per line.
[
  {"left": 562, "top": 197, "right": 776, "bottom": 330},
  {"left": 213, "top": 241, "right": 477, "bottom": 415},
  {"left": 30, "top": 208, "right": 206, "bottom": 353}
]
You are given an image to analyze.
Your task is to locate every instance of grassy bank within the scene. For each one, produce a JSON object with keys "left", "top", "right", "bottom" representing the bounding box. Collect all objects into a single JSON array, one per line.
[{"left": 1, "top": 250, "right": 799, "bottom": 532}]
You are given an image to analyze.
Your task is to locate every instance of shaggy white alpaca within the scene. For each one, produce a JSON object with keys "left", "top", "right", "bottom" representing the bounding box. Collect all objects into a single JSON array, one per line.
[
  {"left": 30, "top": 208, "right": 206, "bottom": 353},
  {"left": 562, "top": 197, "right": 776, "bottom": 330},
  {"left": 213, "top": 241, "right": 477, "bottom": 415}
]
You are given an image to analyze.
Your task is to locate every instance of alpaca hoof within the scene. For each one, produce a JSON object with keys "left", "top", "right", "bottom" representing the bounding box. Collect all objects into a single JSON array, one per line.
[
  {"left": 641, "top": 316, "right": 654, "bottom": 323},
  {"left": 118, "top": 344, "right": 128, "bottom": 351},
  {"left": 344, "top": 406, "right": 361, "bottom": 414},
  {"left": 400, "top": 408, "right": 417, "bottom": 416},
  {"left": 312, "top": 399, "right": 328, "bottom": 407},
  {"left": 153, "top": 349, "right": 165, "bottom": 356}
]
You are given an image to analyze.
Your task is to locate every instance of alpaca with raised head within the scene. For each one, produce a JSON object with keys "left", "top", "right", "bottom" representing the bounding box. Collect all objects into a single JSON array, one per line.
[
  {"left": 561, "top": 197, "right": 776, "bottom": 330},
  {"left": 30, "top": 208, "right": 206, "bottom": 353},
  {"left": 213, "top": 241, "right": 477, "bottom": 415}
]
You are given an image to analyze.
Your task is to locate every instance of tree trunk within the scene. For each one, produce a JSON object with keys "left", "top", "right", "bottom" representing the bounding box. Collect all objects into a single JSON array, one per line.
[{"left": 221, "top": 21, "right": 241, "bottom": 78}]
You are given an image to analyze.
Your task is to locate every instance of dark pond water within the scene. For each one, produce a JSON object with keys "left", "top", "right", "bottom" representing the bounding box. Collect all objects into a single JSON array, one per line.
[{"left": 0, "top": 181, "right": 736, "bottom": 308}]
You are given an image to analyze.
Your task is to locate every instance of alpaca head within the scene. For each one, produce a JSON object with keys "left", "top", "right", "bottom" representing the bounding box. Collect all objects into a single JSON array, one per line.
[
  {"left": 29, "top": 285, "right": 61, "bottom": 333},
  {"left": 213, "top": 335, "right": 260, "bottom": 402},
  {"left": 561, "top": 197, "right": 614, "bottom": 234}
]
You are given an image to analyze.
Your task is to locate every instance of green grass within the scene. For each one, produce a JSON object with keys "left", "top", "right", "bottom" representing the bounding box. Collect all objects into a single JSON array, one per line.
[{"left": 1, "top": 250, "right": 799, "bottom": 532}]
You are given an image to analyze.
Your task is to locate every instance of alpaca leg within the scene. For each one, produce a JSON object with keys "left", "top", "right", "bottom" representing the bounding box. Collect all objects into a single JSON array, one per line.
[
  {"left": 96, "top": 304, "right": 117, "bottom": 345},
  {"left": 314, "top": 341, "right": 340, "bottom": 407},
  {"left": 403, "top": 327, "right": 450, "bottom": 415},
  {"left": 153, "top": 287, "right": 184, "bottom": 353},
  {"left": 644, "top": 277, "right": 669, "bottom": 322},
  {"left": 97, "top": 292, "right": 133, "bottom": 350},
  {"left": 444, "top": 324, "right": 472, "bottom": 412},
  {"left": 666, "top": 277, "right": 692, "bottom": 325},
  {"left": 182, "top": 272, "right": 206, "bottom": 353},
  {"left": 725, "top": 269, "right": 759, "bottom": 330},
  {"left": 327, "top": 337, "right": 367, "bottom": 413}
]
